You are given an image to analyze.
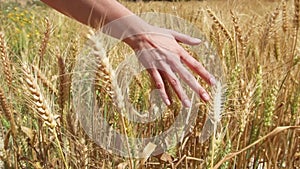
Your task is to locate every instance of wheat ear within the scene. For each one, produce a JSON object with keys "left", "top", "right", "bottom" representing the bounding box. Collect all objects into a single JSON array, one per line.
[
  {"left": 0, "top": 32, "right": 13, "bottom": 87},
  {"left": 38, "top": 18, "right": 51, "bottom": 68},
  {"left": 87, "top": 31, "right": 133, "bottom": 169},
  {"left": 0, "top": 87, "right": 17, "bottom": 138},
  {"left": 199, "top": 81, "right": 226, "bottom": 143},
  {"left": 22, "top": 64, "right": 57, "bottom": 131},
  {"left": 294, "top": 0, "right": 300, "bottom": 29},
  {"left": 282, "top": 0, "right": 289, "bottom": 32},
  {"left": 22, "top": 64, "right": 69, "bottom": 168},
  {"left": 207, "top": 9, "right": 233, "bottom": 43},
  {"left": 32, "top": 65, "right": 58, "bottom": 96},
  {"left": 87, "top": 32, "right": 125, "bottom": 112},
  {"left": 230, "top": 10, "right": 246, "bottom": 60},
  {"left": 57, "top": 52, "right": 70, "bottom": 127},
  {"left": 292, "top": 0, "right": 299, "bottom": 59}
]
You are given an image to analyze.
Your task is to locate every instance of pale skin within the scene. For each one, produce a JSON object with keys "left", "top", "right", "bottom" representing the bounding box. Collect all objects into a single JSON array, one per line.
[{"left": 41, "top": 0, "right": 216, "bottom": 107}]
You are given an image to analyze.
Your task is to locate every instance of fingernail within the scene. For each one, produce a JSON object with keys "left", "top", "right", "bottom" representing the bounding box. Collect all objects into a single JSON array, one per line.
[
  {"left": 166, "top": 99, "right": 171, "bottom": 106},
  {"left": 192, "top": 38, "right": 202, "bottom": 43},
  {"left": 202, "top": 93, "right": 210, "bottom": 101},
  {"left": 210, "top": 76, "right": 216, "bottom": 86},
  {"left": 183, "top": 99, "right": 191, "bottom": 107}
]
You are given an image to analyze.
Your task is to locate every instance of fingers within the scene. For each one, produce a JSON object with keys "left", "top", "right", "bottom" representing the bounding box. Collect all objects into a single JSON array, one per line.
[
  {"left": 156, "top": 62, "right": 191, "bottom": 107},
  {"left": 180, "top": 49, "right": 216, "bottom": 86},
  {"left": 167, "top": 58, "right": 210, "bottom": 102},
  {"left": 170, "top": 30, "right": 201, "bottom": 46},
  {"left": 147, "top": 68, "right": 171, "bottom": 106}
]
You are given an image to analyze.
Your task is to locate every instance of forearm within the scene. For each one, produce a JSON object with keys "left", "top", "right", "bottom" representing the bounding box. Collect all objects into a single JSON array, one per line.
[{"left": 41, "top": 0, "right": 134, "bottom": 28}]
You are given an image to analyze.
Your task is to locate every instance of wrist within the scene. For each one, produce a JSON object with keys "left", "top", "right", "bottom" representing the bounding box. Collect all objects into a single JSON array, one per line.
[{"left": 101, "top": 15, "right": 153, "bottom": 41}]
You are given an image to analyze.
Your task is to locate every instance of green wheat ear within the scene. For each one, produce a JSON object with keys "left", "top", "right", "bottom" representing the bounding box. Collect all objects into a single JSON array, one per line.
[{"left": 199, "top": 80, "right": 226, "bottom": 143}]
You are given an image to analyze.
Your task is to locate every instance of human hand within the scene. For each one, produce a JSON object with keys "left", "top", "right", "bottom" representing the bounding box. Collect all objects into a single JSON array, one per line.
[{"left": 102, "top": 15, "right": 216, "bottom": 107}]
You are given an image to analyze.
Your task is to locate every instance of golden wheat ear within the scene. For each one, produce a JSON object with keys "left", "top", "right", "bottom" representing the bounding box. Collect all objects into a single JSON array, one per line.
[
  {"left": 22, "top": 64, "right": 58, "bottom": 131},
  {"left": 207, "top": 9, "right": 233, "bottom": 43},
  {"left": 199, "top": 81, "right": 226, "bottom": 143},
  {"left": 0, "top": 32, "right": 13, "bottom": 87}
]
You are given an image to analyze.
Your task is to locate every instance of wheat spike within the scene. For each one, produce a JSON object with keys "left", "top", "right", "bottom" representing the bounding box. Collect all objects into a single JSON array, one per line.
[
  {"left": 57, "top": 53, "right": 70, "bottom": 116},
  {"left": 294, "top": 0, "right": 300, "bottom": 29},
  {"left": 230, "top": 10, "right": 243, "bottom": 45},
  {"left": 230, "top": 10, "right": 246, "bottom": 59},
  {"left": 242, "top": 16, "right": 258, "bottom": 47},
  {"left": 0, "top": 87, "right": 17, "bottom": 138},
  {"left": 207, "top": 9, "right": 233, "bottom": 43},
  {"left": 22, "top": 64, "right": 58, "bottom": 131},
  {"left": 268, "top": 7, "right": 280, "bottom": 40},
  {"left": 260, "top": 7, "right": 280, "bottom": 51},
  {"left": 88, "top": 32, "right": 124, "bottom": 111},
  {"left": 282, "top": 0, "right": 289, "bottom": 32},
  {"left": 87, "top": 31, "right": 133, "bottom": 167},
  {"left": 0, "top": 32, "right": 13, "bottom": 86},
  {"left": 22, "top": 64, "right": 70, "bottom": 167},
  {"left": 274, "top": 30, "right": 281, "bottom": 60},
  {"left": 38, "top": 17, "right": 51, "bottom": 68},
  {"left": 32, "top": 65, "right": 58, "bottom": 96},
  {"left": 94, "top": 53, "right": 114, "bottom": 100},
  {"left": 199, "top": 81, "right": 226, "bottom": 143}
]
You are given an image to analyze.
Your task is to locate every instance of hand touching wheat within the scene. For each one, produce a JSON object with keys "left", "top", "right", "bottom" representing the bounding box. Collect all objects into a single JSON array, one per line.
[{"left": 41, "top": 0, "right": 215, "bottom": 106}]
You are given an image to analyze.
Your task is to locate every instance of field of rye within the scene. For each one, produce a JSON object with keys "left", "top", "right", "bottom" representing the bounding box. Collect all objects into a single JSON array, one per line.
[{"left": 0, "top": 0, "right": 299, "bottom": 168}]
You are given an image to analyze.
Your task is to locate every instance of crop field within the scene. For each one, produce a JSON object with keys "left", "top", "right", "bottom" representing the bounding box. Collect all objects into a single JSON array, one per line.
[{"left": 0, "top": 0, "right": 299, "bottom": 168}]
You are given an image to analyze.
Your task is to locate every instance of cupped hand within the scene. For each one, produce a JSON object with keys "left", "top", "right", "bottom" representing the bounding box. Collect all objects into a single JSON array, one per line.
[{"left": 123, "top": 27, "right": 216, "bottom": 107}]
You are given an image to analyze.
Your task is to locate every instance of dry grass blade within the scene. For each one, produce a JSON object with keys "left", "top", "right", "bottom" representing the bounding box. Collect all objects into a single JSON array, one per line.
[
  {"left": 213, "top": 126, "right": 300, "bottom": 169},
  {"left": 138, "top": 142, "right": 157, "bottom": 169}
]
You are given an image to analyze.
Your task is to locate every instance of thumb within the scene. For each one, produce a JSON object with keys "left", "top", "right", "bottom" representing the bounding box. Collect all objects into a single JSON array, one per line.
[{"left": 170, "top": 30, "right": 202, "bottom": 45}]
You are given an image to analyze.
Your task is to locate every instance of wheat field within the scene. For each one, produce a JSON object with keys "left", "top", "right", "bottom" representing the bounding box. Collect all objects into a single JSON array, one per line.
[{"left": 0, "top": 0, "right": 299, "bottom": 168}]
